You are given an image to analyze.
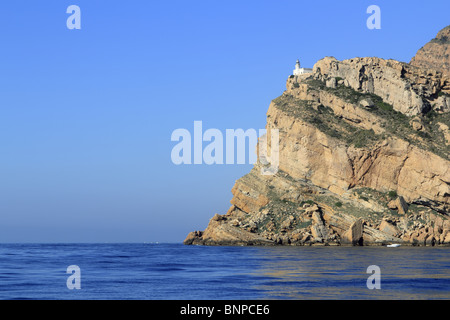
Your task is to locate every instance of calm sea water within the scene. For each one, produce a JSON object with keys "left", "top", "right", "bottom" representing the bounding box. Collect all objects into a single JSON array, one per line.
[{"left": 0, "top": 243, "right": 449, "bottom": 300}]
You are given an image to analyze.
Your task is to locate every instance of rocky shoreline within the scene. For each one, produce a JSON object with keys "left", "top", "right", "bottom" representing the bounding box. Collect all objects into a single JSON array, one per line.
[{"left": 184, "top": 175, "right": 450, "bottom": 247}]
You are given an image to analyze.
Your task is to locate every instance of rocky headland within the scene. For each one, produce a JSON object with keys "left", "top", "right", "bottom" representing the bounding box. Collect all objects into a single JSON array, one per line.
[{"left": 185, "top": 26, "right": 450, "bottom": 247}]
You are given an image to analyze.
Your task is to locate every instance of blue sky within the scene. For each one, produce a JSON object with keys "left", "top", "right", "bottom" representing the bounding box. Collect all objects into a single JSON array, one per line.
[{"left": 0, "top": 1, "right": 448, "bottom": 242}]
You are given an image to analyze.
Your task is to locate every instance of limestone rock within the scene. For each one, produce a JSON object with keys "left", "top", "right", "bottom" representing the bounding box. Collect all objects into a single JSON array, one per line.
[
  {"left": 434, "top": 95, "right": 450, "bottom": 113},
  {"left": 314, "top": 56, "right": 450, "bottom": 116},
  {"left": 387, "top": 200, "right": 397, "bottom": 210},
  {"left": 183, "top": 231, "right": 203, "bottom": 245},
  {"left": 411, "top": 25, "right": 450, "bottom": 77},
  {"left": 342, "top": 219, "right": 364, "bottom": 246},
  {"left": 311, "top": 211, "right": 323, "bottom": 224},
  {"left": 184, "top": 215, "right": 274, "bottom": 246},
  {"left": 305, "top": 204, "right": 320, "bottom": 214},
  {"left": 410, "top": 117, "right": 424, "bottom": 131},
  {"left": 388, "top": 196, "right": 409, "bottom": 214},
  {"left": 444, "top": 232, "right": 450, "bottom": 245},
  {"left": 326, "top": 77, "right": 337, "bottom": 89},
  {"left": 310, "top": 210, "right": 329, "bottom": 242},
  {"left": 426, "top": 235, "right": 436, "bottom": 247},
  {"left": 437, "top": 122, "right": 450, "bottom": 145},
  {"left": 379, "top": 220, "right": 400, "bottom": 237},
  {"left": 311, "top": 225, "right": 327, "bottom": 242},
  {"left": 359, "top": 98, "right": 375, "bottom": 109}
]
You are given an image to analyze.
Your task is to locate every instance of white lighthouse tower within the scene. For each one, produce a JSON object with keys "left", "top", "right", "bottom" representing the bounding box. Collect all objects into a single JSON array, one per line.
[{"left": 293, "top": 59, "right": 313, "bottom": 76}]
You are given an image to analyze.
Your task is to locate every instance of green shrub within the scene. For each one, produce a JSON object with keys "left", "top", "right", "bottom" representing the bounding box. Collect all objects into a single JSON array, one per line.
[
  {"left": 388, "top": 191, "right": 397, "bottom": 199},
  {"left": 426, "top": 109, "right": 437, "bottom": 118},
  {"left": 300, "top": 200, "right": 315, "bottom": 206},
  {"left": 297, "top": 220, "right": 312, "bottom": 229},
  {"left": 335, "top": 202, "right": 343, "bottom": 208},
  {"left": 349, "top": 129, "right": 376, "bottom": 148},
  {"left": 296, "top": 78, "right": 449, "bottom": 159},
  {"left": 376, "top": 101, "right": 394, "bottom": 112},
  {"left": 418, "top": 131, "right": 431, "bottom": 139}
]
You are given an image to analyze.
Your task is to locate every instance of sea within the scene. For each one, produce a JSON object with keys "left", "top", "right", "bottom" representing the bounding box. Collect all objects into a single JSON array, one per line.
[{"left": 0, "top": 243, "right": 449, "bottom": 300}]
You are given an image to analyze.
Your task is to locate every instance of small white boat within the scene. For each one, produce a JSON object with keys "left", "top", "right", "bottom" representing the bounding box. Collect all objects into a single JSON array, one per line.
[{"left": 387, "top": 244, "right": 401, "bottom": 248}]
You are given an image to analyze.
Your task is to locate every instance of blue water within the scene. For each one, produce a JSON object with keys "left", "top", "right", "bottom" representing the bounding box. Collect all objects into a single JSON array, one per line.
[{"left": 0, "top": 243, "right": 449, "bottom": 300}]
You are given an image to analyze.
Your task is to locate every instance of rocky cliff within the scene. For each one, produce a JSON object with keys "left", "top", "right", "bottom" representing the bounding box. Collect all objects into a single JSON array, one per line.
[
  {"left": 185, "top": 29, "right": 450, "bottom": 247},
  {"left": 411, "top": 25, "right": 450, "bottom": 77}
]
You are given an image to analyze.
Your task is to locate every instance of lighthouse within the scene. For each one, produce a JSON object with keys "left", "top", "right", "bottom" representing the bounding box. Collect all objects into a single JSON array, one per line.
[{"left": 293, "top": 59, "right": 313, "bottom": 76}]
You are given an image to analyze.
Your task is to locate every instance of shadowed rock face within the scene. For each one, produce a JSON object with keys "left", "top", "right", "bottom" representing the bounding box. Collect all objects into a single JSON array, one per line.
[
  {"left": 411, "top": 25, "right": 450, "bottom": 77},
  {"left": 185, "top": 29, "right": 450, "bottom": 247}
]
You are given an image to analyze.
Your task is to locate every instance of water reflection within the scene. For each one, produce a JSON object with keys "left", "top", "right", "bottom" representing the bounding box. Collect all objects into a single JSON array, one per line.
[{"left": 248, "top": 246, "right": 450, "bottom": 299}]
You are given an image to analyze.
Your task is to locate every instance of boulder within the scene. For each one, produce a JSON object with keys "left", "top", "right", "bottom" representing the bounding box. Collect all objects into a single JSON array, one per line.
[
  {"left": 425, "top": 235, "right": 436, "bottom": 247},
  {"left": 388, "top": 196, "right": 409, "bottom": 214},
  {"left": 326, "top": 77, "right": 337, "bottom": 88},
  {"left": 311, "top": 211, "right": 324, "bottom": 225},
  {"left": 379, "top": 220, "right": 400, "bottom": 237},
  {"left": 342, "top": 218, "right": 364, "bottom": 246},
  {"left": 396, "top": 197, "right": 409, "bottom": 214},
  {"left": 183, "top": 231, "right": 203, "bottom": 245},
  {"left": 444, "top": 232, "right": 450, "bottom": 245},
  {"left": 305, "top": 204, "right": 320, "bottom": 214},
  {"left": 410, "top": 117, "right": 424, "bottom": 131},
  {"left": 359, "top": 98, "right": 375, "bottom": 109}
]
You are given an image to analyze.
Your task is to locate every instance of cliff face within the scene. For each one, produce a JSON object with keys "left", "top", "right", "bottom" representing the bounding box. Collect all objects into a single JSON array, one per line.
[
  {"left": 185, "top": 35, "right": 450, "bottom": 247},
  {"left": 411, "top": 25, "right": 450, "bottom": 77}
]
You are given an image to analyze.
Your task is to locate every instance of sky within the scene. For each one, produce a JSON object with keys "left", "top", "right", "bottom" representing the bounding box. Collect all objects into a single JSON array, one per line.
[{"left": 0, "top": 0, "right": 448, "bottom": 243}]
